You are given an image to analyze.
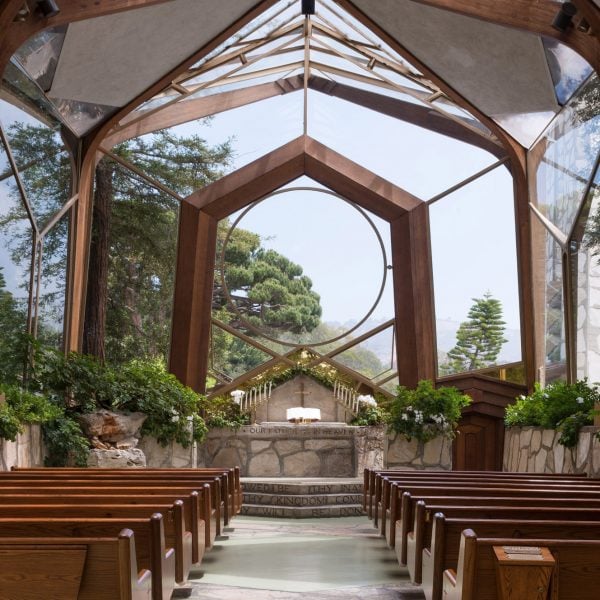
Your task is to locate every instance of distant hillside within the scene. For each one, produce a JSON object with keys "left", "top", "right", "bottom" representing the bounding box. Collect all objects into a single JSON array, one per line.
[{"left": 326, "top": 317, "right": 521, "bottom": 365}]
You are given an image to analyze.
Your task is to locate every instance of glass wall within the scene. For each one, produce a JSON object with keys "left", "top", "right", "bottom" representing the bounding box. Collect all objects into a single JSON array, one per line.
[
  {"left": 0, "top": 94, "right": 74, "bottom": 379},
  {"left": 429, "top": 163, "right": 522, "bottom": 378}
]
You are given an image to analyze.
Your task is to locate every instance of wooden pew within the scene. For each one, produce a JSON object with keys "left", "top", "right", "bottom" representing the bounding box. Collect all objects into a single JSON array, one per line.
[
  {"left": 0, "top": 478, "right": 222, "bottom": 539},
  {"left": 398, "top": 491, "right": 600, "bottom": 572},
  {"left": 0, "top": 514, "right": 175, "bottom": 600},
  {"left": 0, "top": 488, "right": 210, "bottom": 557},
  {"left": 0, "top": 530, "right": 152, "bottom": 600},
  {"left": 443, "top": 530, "right": 600, "bottom": 600},
  {"left": 422, "top": 514, "right": 600, "bottom": 600},
  {"left": 12, "top": 467, "right": 242, "bottom": 520},
  {"left": 0, "top": 473, "right": 227, "bottom": 532},
  {"left": 406, "top": 500, "right": 600, "bottom": 584},
  {"left": 380, "top": 473, "right": 600, "bottom": 541},
  {"left": 385, "top": 478, "right": 600, "bottom": 550},
  {"left": 363, "top": 468, "right": 586, "bottom": 520},
  {"left": 0, "top": 502, "right": 192, "bottom": 585}
]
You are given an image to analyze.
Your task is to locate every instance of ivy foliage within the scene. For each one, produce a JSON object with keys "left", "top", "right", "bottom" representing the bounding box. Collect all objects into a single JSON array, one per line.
[
  {"left": 504, "top": 379, "right": 599, "bottom": 448},
  {"left": 0, "top": 383, "right": 61, "bottom": 442},
  {"left": 386, "top": 380, "right": 471, "bottom": 443},
  {"left": 28, "top": 344, "right": 208, "bottom": 457}
]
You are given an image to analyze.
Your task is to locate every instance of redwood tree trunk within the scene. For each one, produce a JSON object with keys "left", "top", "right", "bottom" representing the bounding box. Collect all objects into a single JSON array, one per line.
[{"left": 82, "top": 158, "right": 113, "bottom": 360}]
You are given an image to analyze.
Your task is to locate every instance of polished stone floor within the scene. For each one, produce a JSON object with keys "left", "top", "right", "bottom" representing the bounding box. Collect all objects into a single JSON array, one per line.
[{"left": 188, "top": 516, "right": 425, "bottom": 599}]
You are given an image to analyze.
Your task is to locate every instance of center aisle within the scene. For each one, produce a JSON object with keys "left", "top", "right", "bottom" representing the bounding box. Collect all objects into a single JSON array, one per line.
[{"left": 189, "top": 515, "right": 425, "bottom": 599}]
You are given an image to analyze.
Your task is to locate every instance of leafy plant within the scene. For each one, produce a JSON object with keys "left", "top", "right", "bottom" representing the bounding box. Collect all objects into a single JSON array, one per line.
[
  {"left": 30, "top": 346, "right": 209, "bottom": 450},
  {"left": 202, "top": 395, "right": 250, "bottom": 430},
  {"left": 386, "top": 380, "right": 471, "bottom": 443},
  {"left": 350, "top": 403, "right": 385, "bottom": 426},
  {"left": 113, "top": 359, "right": 207, "bottom": 447},
  {"left": 0, "top": 384, "right": 61, "bottom": 442},
  {"left": 504, "top": 379, "right": 599, "bottom": 447},
  {"left": 43, "top": 414, "right": 91, "bottom": 467}
]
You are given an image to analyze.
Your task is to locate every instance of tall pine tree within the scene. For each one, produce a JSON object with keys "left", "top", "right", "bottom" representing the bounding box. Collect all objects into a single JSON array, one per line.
[{"left": 446, "top": 292, "right": 507, "bottom": 372}]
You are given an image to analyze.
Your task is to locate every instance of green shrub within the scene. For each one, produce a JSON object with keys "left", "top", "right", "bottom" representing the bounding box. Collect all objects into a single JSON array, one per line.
[
  {"left": 202, "top": 394, "right": 250, "bottom": 430},
  {"left": 350, "top": 403, "right": 385, "bottom": 426},
  {"left": 386, "top": 380, "right": 471, "bottom": 443},
  {"left": 504, "top": 379, "right": 599, "bottom": 448},
  {"left": 31, "top": 347, "right": 208, "bottom": 449},
  {"left": 113, "top": 359, "right": 207, "bottom": 447},
  {"left": 0, "top": 384, "right": 61, "bottom": 442},
  {"left": 43, "top": 415, "right": 91, "bottom": 467}
]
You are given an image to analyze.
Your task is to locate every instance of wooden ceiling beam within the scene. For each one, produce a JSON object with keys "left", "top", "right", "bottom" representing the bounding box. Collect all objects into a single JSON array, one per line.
[
  {"left": 183, "top": 135, "right": 423, "bottom": 221},
  {"left": 303, "top": 137, "right": 422, "bottom": 219},
  {"left": 104, "top": 75, "right": 304, "bottom": 148},
  {"left": 408, "top": 0, "right": 599, "bottom": 71},
  {"left": 307, "top": 75, "right": 506, "bottom": 160}
]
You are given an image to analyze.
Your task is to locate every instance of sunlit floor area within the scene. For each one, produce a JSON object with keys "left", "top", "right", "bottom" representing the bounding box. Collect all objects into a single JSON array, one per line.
[{"left": 188, "top": 516, "right": 425, "bottom": 599}]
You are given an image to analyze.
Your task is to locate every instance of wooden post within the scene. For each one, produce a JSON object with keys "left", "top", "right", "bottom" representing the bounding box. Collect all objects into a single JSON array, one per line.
[
  {"left": 169, "top": 204, "right": 218, "bottom": 393},
  {"left": 391, "top": 203, "right": 436, "bottom": 388},
  {"left": 493, "top": 545, "right": 555, "bottom": 600}
]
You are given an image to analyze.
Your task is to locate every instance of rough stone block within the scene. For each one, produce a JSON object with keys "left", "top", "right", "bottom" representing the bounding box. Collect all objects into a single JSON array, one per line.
[
  {"left": 87, "top": 448, "right": 146, "bottom": 468},
  {"left": 305, "top": 439, "right": 351, "bottom": 451},
  {"left": 273, "top": 440, "right": 302, "bottom": 455},
  {"left": 213, "top": 447, "right": 242, "bottom": 469},
  {"left": 542, "top": 429, "right": 555, "bottom": 448},
  {"left": 250, "top": 441, "right": 271, "bottom": 453},
  {"left": 321, "top": 450, "right": 353, "bottom": 477},
  {"left": 531, "top": 429, "right": 542, "bottom": 453},
  {"left": 248, "top": 450, "right": 281, "bottom": 476},
  {"left": 386, "top": 435, "right": 419, "bottom": 465},
  {"left": 282, "top": 451, "right": 321, "bottom": 477},
  {"left": 423, "top": 437, "right": 443, "bottom": 465}
]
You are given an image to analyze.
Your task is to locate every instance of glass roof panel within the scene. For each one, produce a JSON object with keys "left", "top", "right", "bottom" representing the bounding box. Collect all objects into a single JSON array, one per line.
[
  {"left": 13, "top": 25, "right": 67, "bottom": 93},
  {"left": 531, "top": 74, "right": 600, "bottom": 237},
  {"left": 493, "top": 110, "right": 558, "bottom": 149},
  {"left": 169, "top": 89, "right": 304, "bottom": 181},
  {"left": 307, "top": 89, "right": 501, "bottom": 200},
  {"left": 543, "top": 38, "right": 593, "bottom": 106},
  {"left": 2, "top": 60, "right": 64, "bottom": 130}
]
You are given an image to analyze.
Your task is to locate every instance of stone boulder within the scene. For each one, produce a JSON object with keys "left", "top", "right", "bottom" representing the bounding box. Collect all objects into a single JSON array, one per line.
[
  {"left": 78, "top": 410, "right": 147, "bottom": 448},
  {"left": 87, "top": 448, "right": 146, "bottom": 468}
]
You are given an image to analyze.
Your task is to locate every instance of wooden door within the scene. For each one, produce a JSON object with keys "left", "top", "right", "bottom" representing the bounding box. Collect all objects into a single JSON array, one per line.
[{"left": 453, "top": 413, "right": 504, "bottom": 471}]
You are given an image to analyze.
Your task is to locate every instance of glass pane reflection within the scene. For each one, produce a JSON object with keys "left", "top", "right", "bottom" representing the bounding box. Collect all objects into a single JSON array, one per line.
[
  {"left": 543, "top": 38, "right": 593, "bottom": 106},
  {"left": 531, "top": 74, "right": 600, "bottom": 236},
  {"left": 575, "top": 166, "right": 600, "bottom": 381},
  {"left": 37, "top": 211, "right": 69, "bottom": 348}
]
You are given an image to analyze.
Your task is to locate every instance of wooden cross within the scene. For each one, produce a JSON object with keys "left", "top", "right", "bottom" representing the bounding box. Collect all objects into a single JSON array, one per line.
[{"left": 294, "top": 381, "right": 312, "bottom": 407}]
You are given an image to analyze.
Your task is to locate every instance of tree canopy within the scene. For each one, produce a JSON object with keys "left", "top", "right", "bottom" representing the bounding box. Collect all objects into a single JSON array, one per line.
[{"left": 444, "top": 292, "right": 507, "bottom": 373}]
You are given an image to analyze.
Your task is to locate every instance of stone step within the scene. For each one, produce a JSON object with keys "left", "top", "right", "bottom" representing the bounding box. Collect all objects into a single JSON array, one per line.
[
  {"left": 241, "top": 479, "right": 363, "bottom": 495},
  {"left": 241, "top": 503, "right": 365, "bottom": 519},
  {"left": 243, "top": 492, "right": 363, "bottom": 507}
]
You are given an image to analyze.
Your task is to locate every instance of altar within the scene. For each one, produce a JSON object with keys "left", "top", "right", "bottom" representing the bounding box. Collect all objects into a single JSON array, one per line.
[{"left": 198, "top": 422, "right": 384, "bottom": 477}]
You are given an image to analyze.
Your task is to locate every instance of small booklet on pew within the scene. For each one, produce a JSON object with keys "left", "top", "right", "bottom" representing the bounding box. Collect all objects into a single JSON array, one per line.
[{"left": 502, "top": 546, "right": 543, "bottom": 561}]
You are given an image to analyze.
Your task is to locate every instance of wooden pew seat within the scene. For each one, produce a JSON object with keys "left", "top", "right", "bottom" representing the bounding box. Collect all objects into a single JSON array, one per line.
[
  {"left": 0, "top": 530, "right": 152, "bottom": 600},
  {"left": 443, "top": 530, "right": 600, "bottom": 600}
]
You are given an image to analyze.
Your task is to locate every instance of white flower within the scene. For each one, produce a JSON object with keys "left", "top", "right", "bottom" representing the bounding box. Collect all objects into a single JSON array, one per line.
[
  {"left": 576, "top": 397, "right": 585, "bottom": 404},
  {"left": 401, "top": 413, "right": 408, "bottom": 420},
  {"left": 171, "top": 415, "right": 180, "bottom": 423},
  {"left": 543, "top": 393, "right": 549, "bottom": 399}
]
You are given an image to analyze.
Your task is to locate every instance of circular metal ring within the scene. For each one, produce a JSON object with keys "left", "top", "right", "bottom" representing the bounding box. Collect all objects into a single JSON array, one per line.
[{"left": 218, "top": 186, "right": 388, "bottom": 348}]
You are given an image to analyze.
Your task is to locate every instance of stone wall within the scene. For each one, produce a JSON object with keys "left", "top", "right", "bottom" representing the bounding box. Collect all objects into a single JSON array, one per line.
[
  {"left": 255, "top": 375, "right": 348, "bottom": 423},
  {"left": 504, "top": 426, "right": 600, "bottom": 477},
  {"left": 0, "top": 425, "right": 43, "bottom": 471},
  {"left": 138, "top": 436, "right": 194, "bottom": 468},
  {"left": 385, "top": 433, "right": 452, "bottom": 470},
  {"left": 197, "top": 424, "right": 385, "bottom": 477}
]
